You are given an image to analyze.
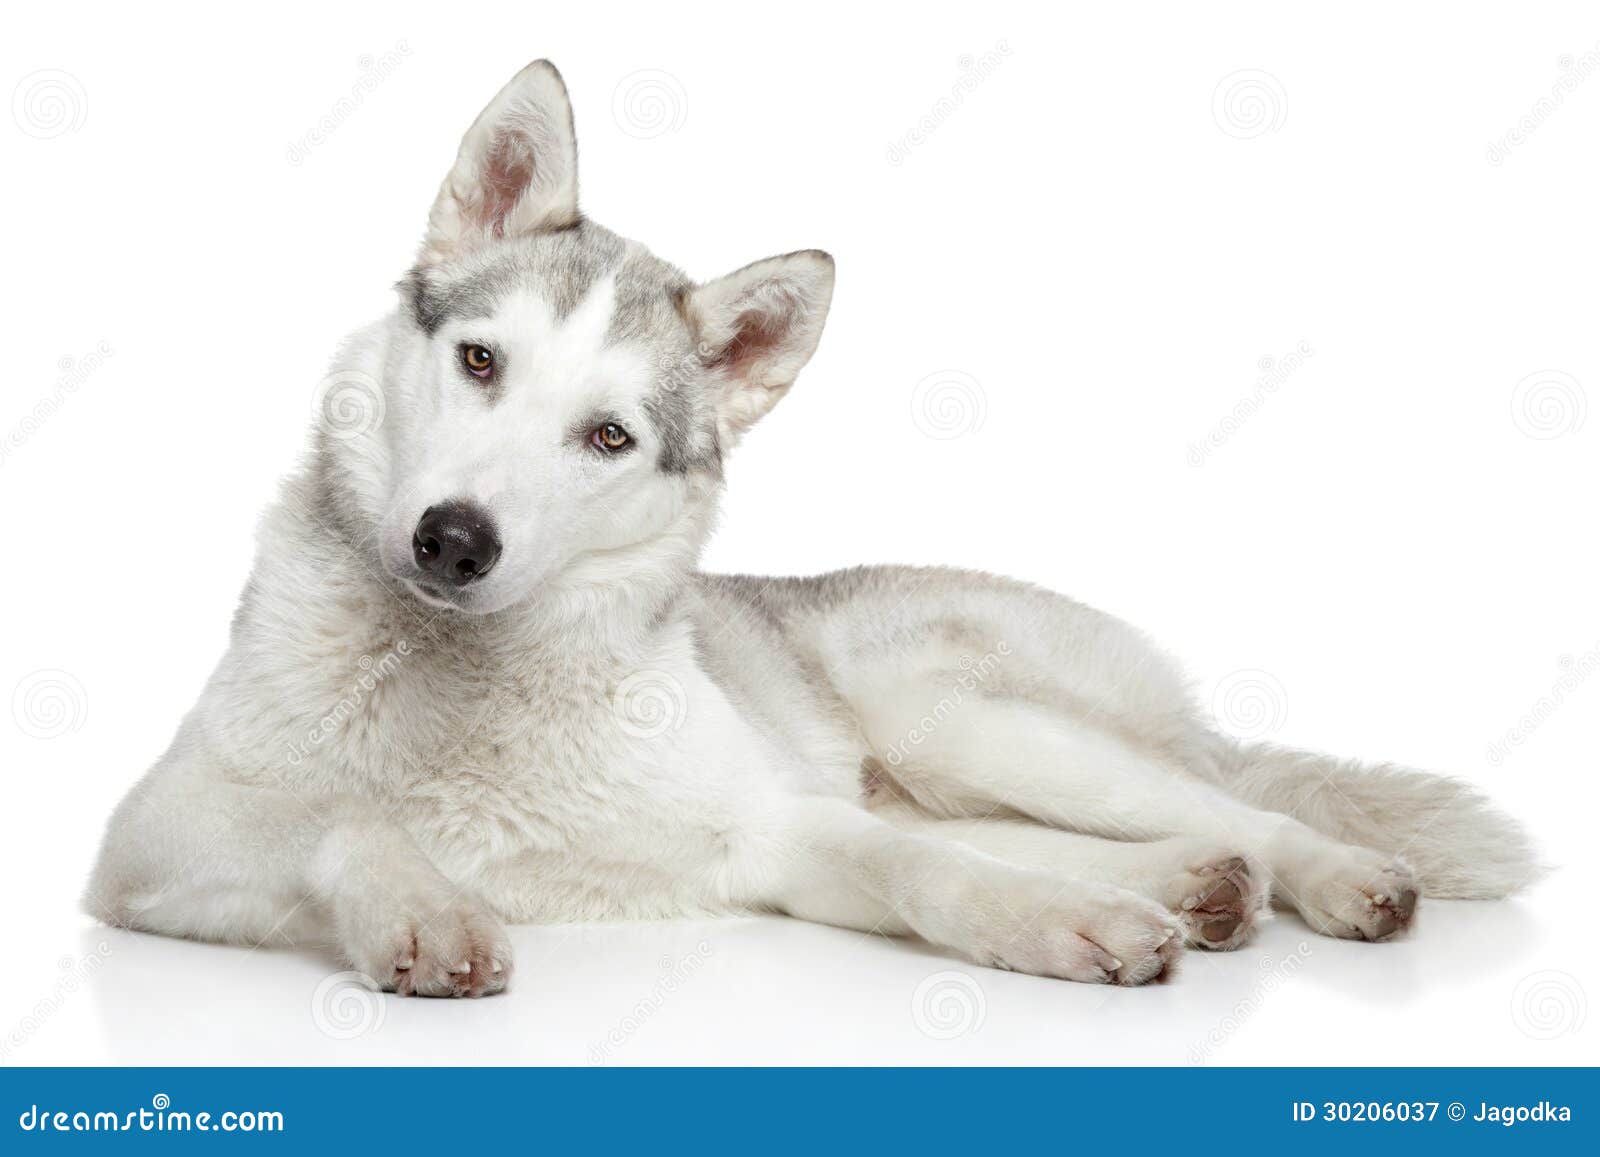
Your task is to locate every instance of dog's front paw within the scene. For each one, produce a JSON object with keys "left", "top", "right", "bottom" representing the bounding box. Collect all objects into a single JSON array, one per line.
[
  {"left": 1289, "top": 849, "right": 1419, "bottom": 942},
  {"left": 334, "top": 889, "right": 512, "bottom": 998}
]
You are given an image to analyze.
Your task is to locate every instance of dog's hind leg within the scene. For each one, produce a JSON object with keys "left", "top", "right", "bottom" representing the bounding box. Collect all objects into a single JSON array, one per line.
[
  {"left": 741, "top": 796, "right": 1184, "bottom": 984},
  {"left": 867, "top": 800, "right": 1267, "bottom": 950},
  {"left": 855, "top": 684, "right": 1420, "bottom": 943}
]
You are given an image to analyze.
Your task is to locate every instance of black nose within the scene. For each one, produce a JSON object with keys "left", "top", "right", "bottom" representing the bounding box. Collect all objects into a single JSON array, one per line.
[{"left": 412, "top": 502, "right": 502, "bottom": 585}]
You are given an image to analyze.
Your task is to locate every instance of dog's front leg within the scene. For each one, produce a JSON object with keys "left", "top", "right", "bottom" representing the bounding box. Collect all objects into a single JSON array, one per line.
[
  {"left": 744, "top": 797, "right": 1183, "bottom": 985},
  {"left": 86, "top": 756, "right": 510, "bottom": 997}
]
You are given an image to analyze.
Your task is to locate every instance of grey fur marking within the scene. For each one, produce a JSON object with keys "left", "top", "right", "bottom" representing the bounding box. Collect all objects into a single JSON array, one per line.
[{"left": 402, "top": 219, "right": 720, "bottom": 475}]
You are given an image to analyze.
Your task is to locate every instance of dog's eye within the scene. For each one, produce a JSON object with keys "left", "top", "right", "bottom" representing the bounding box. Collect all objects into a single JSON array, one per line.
[
  {"left": 460, "top": 344, "right": 494, "bottom": 379},
  {"left": 592, "top": 422, "right": 631, "bottom": 452}
]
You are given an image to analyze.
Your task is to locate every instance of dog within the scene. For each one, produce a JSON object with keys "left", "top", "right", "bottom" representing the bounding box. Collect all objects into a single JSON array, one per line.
[{"left": 86, "top": 60, "right": 1538, "bottom": 995}]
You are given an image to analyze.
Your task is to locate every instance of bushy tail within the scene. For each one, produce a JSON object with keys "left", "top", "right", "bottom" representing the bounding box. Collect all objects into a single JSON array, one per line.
[{"left": 1210, "top": 739, "right": 1544, "bottom": 898}]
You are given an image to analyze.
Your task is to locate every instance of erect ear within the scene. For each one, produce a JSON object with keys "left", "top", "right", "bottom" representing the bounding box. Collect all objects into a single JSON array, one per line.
[
  {"left": 685, "top": 250, "right": 835, "bottom": 442},
  {"left": 419, "top": 60, "right": 579, "bottom": 265}
]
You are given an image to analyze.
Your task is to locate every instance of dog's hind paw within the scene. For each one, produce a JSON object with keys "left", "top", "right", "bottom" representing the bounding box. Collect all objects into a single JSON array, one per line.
[
  {"left": 1166, "top": 851, "right": 1268, "bottom": 951},
  {"left": 1289, "top": 852, "right": 1419, "bottom": 942}
]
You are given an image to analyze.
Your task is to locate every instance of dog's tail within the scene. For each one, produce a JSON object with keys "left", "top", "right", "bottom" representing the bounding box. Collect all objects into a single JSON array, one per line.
[{"left": 1203, "top": 737, "right": 1543, "bottom": 898}]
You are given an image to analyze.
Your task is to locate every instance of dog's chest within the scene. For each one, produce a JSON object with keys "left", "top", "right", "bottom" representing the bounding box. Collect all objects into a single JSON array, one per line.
[{"left": 333, "top": 631, "right": 735, "bottom": 883}]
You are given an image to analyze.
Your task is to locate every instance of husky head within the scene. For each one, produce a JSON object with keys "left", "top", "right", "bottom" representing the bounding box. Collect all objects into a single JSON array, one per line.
[{"left": 321, "top": 61, "right": 833, "bottom": 616}]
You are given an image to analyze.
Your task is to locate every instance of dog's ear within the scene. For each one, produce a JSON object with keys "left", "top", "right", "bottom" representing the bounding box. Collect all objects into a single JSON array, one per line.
[
  {"left": 686, "top": 250, "right": 835, "bottom": 443},
  {"left": 419, "top": 60, "right": 579, "bottom": 265}
]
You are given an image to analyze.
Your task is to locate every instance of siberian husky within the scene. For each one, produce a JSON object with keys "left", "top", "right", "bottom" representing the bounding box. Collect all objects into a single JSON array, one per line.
[{"left": 87, "top": 61, "right": 1538, "bottom": 995}]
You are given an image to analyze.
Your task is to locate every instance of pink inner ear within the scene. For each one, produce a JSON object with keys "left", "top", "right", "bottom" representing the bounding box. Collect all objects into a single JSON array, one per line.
[
  {"left": 709, "top": 305, "right": 790, "bottom": 377},
  {"left": 478, "top": 131, "right": 535, "bottom": 238}
]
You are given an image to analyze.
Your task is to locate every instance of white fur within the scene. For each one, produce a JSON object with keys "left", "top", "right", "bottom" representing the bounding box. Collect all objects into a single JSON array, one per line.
[{"left": 84, "top": 60, "right": 1538, "bottom": 996}]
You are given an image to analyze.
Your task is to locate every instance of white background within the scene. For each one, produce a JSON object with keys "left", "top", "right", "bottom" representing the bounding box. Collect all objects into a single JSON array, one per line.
[{"left": 1, "top": 1, "right": 1595, "bottom": 1065}]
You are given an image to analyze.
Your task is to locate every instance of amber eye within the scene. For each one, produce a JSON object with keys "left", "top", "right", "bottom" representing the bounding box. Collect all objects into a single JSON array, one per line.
[
  {"left": 460, "top": 344, "right": 494, "bottom": 379},
  {"left": 592, "top": 422, "right": 631, "bottom": 452}
]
